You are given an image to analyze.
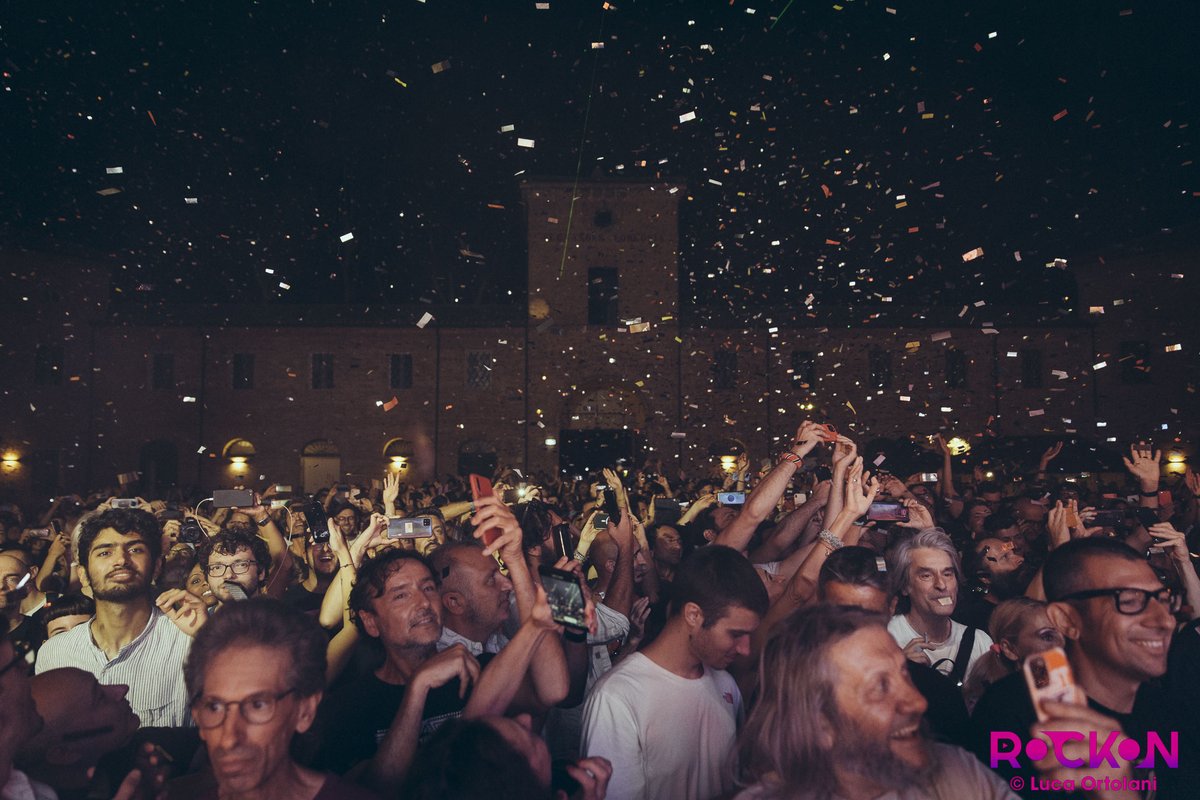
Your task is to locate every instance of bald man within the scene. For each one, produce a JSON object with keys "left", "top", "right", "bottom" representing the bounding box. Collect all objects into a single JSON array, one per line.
[
  {"left": 17, "top": 668, "right": 139, "bottom": 797},
  {"left": 429, "top": 542, "right": 514, "bottom": 655}
]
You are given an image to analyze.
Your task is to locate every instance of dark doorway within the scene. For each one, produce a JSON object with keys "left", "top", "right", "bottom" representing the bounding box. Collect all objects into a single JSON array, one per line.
[
  {"left": 139, "top": 440, "right": 180, "bottom": 496},
  {"left": 559, "top": 429, "right": 639, "bottom": 476}
]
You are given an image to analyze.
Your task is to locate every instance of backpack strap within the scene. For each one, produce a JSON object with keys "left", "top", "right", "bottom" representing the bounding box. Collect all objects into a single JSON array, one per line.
[{"left": 946, "top": 626, "right": 977, "bottom": 686}]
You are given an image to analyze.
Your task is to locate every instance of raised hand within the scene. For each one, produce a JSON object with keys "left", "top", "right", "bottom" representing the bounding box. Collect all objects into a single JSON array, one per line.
[
  {"left": 1122, "top": 442, "right": 1162, "bottom": 491},
  {"left": 1039, "top": 441, "right": 1064, "bottom": 469},
  {"left": 901, "top": 497, "right": 934, "bottom": 530},
  {"left": 1149, "top": 522, "right": 1192, "bottom": 565},
  {"left": 831, "top": 435, "right": 858, "bottom": 470},
  {"left": 156, "top": 589, "right": 208, "bottom": 637},
  {"left": 470, "top": 496, "right": 524, "bottom": 559}
]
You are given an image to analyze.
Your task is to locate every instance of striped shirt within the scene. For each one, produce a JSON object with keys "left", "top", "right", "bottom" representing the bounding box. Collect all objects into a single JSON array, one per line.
[{"left": 35, "top": 606, "right": 194, "bottom": 728}]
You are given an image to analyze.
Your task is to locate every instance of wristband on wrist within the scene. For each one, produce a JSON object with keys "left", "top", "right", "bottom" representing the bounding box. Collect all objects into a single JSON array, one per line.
[
  {"left": 1140, "top": 490, "right": 1159, "bottom": 498},
  {"left": 563, "top": 628, "right": 588, "bottom": 643},
  {"left": 778, "top": 451, "right": 802, "bottom": 466},
  {"left": 818, "top": 530, "right": 845, "bottom": 551},
  {"left": 256, "top": 516, "right": 272, "bottom": 527}
]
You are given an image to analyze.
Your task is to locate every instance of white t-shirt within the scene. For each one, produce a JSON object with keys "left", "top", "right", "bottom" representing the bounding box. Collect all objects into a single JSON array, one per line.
[
  {"left": 581, "top": 652, "right": 742, "bottom": 800},
  {"left": 733, "top": 742, "right": 1020, "bottom": 800},
  {"left": 887, "top": 614, "right": 992, "bottom": 684}
]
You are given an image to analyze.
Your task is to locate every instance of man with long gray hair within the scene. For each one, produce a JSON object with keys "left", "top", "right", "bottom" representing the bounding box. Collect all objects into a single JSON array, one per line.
[
  {"left": 735, "top": 604, "right": 1019, "bottom": 799},
  {"left": 886, "top": 528, "right": 992, "bottom": 685}
]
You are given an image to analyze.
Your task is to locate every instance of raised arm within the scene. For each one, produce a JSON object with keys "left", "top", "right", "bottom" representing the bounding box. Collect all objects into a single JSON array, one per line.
[{"left": 715, "top": 421, "right": 822, "bottom": 552}]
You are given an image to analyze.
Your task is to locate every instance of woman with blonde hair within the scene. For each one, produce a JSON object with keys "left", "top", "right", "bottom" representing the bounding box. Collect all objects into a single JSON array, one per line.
[{"left": 961, "top": 596, "right": 1063, "bottom": 711}]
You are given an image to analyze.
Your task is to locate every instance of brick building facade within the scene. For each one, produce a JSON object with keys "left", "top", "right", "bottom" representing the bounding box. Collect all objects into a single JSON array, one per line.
[{"left": 1, "top": 179, "right": 1196, "bottom": 501}]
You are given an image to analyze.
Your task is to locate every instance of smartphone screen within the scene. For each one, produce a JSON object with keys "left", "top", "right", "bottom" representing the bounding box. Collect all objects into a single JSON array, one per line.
[
  {"left": 469, "top": 474, "right": 501, "bottom": 546},
  {"left": 718, "top": 492, "right": 746, "bottom": 505},
  {"left": 538, "top": 566, "right": 587, "bottom": 629},
  {"left": 866, "top": 501, "right": 909, "bottom": 522}
]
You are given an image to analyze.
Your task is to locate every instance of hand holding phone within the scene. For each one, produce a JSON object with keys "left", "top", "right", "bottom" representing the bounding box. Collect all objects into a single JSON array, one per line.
[
  {"left": 469, "top": 474, "right": 502, "bottom": 547},
  {"left": 1023, "top": 646, "right": 1083, "bottom": 722}
]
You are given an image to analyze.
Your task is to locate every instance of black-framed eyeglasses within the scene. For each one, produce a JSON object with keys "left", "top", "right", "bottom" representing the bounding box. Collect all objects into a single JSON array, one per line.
[
  {"left": 1058, "top": 587, "right": 1181, "bottom": 616},
  {"left": 206, "top": 560, "right": 256, "bottom": 578},
  {"left": 191, "top": 688, "right": 298, "bottom": 728}
]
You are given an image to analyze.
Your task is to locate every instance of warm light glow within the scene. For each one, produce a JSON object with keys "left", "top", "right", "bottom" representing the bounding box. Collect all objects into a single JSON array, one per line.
[
  {"left": 389, "top": 456, "right": 408, "bottom": 471},
  {"left": 1, "top": 451, "right": 18, "bottom": 465},
  {"left": 1166, "top": 451, "right": 1187, "bottom": 475},
  {"left": 1167, "top": 451, "right": 1185, "bottom": 464},
  {"left": 946, "top": 437, "right": 971, "bottom": 455},
  {"left": 544, "top": 437, "right": 557, "bottom": 447},
  {"left": 230, "top": 456, "right": 247, "bottom": 464},
  {"left": 720, "top": 455, "right": 738, "bottom": 473}
]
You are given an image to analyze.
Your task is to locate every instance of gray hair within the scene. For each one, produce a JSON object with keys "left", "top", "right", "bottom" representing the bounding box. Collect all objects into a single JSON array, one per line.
[
  {"left": 184, "top": 598, "right": 326, "bottom": 702},
  {"left": 887, "top": 528, "right": 963, "bottom": 613}
]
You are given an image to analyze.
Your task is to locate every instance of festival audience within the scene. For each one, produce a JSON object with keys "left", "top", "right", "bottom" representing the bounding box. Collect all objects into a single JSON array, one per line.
[{"left": 0, "top": 431, "right": 1197, "bottom": 799}]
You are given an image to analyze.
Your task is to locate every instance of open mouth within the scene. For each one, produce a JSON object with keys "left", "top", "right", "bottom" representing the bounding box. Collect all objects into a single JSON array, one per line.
[
  {"left": 1132, "top": 638, "right": 1167, "bottom": 653},
  {"left": 411, "top": 613, "right": 438, "bottom": 629},
  {"left": 934, "top": 596, "right": 954, "bottom": 606},
  {"left": 890, "top": 723, "right": 921, "bottom": 740}
]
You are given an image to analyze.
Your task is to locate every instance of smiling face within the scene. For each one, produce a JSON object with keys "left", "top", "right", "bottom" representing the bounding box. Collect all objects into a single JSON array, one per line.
[
  {"left": 358, "top": 560, "right": 444, "bottom": 650},
  {"left": 904, "top": 547, "right": 958, "bottom": 621},
  {"left": 826, "top": 626, "right": 933, "bottom": 786},
  {"left": 81, "top": 529, "right": 156, "bottom": 602},
  {"left": 1062, "top": 556, "right": 1174, "bottom": 685},
  {"left": 307, "top": 541, "right": 338, "bottom": 577}
]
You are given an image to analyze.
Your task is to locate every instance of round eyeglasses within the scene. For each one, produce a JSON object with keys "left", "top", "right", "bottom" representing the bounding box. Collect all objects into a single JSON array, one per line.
[
  {"left": 206, "top": 560, "right": 257, "bottom": 578},
  {"left": 191, "top": 688, "right": 297, "bottom": 728}
]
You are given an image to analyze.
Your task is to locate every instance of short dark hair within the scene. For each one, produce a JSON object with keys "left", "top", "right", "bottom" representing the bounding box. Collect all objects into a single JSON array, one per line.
[
  {"left": 818, "top": 546, "right": 889, "bottom": 595},
  {"left": 401, "top": 718, "right": 552, "bottom": 800},
  {"left": 78, "top": 508, "right": 162, "bottom": 570},
  {"left": 984, "top": 513, "right": 1019, "bottom": 535},
  {"left": 184, "top": 598, "right": 326, "bottom": 701},
  {"left": 1043, "top": 537, "right": 1148, "bottom": 602},
  {"left": 670, "top": 545, "right": 768, "bottom": 625},
  {"left": 349, "top": 548, "right": 436, "bottom": 633},
  {"left": 41, "top": 592, "right": 96, "bottom": 632},
  {"left": 196, "top": 529, "right": 271, "bottom": 573}
]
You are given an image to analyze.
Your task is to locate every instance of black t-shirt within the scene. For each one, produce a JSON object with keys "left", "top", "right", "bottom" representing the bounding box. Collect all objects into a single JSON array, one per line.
[
  {"left": 953, "top": 589, "right": 996, "bottom": 633},
  {"left": 311, "top": 656, "right": 493, "bottom": 775},
  {"left": 282, "top": 582, "right": 326, "bottom": 615},
  {"left": 971, "top": 667, "right": 1195, "bottom": 800}
]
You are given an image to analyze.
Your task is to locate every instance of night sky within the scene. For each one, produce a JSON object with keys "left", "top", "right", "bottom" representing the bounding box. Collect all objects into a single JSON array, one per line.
[{"left": 2, "top": 0, "right": 1197, "bottom": 324}]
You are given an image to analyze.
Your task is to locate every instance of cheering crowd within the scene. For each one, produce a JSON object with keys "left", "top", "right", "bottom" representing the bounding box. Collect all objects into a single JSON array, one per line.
[{"left": 2, "top": 423, "right": 1199, "bottom": 800}]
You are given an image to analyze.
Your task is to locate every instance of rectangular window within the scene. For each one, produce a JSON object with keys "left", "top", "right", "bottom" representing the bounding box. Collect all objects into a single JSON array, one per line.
[
  {"left": 151, "top": 354, "right": 175, "bottom": 390},
  {"left": 791, "top": 351, "right": 815, "bottom": 389},
  {"left": 467, "top": 351, "right": 493, "bottom": 389},
  {"left": 312, "top": 354, "right": 335, "bottom": 389},
  {"left": 389, "top": 354, "right": 413, "bottom": 390},
  {"left": 587, "top": 267, "right": 620, "bottom": 326},
  {"left": 868, "top": 349, "right": 893, "bottom": 389},
  {"left": 1020, "top": 350, "right": 1043, "bottom": 389},
  {"left": 233, "top": 353, "right": 255, "bottom": 390},
  {"left": 713, "top": 349, "right": 738, "bottom": 390},
  {"left": 1119, "top": 341, "right": 1151, "bottom": 385},
  {"left": 945, "top": 348, "right": 968, "bottom": 389},
  {"left": 34, "top": 344, "right": 64, "bottom": 386}
]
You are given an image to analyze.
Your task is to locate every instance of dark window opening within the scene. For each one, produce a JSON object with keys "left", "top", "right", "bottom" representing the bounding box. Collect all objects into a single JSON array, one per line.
[
  {"left": 233, "top": 353, "right": 255, "bottom": 390},
  {"left": 152, "top": 354, "right": 175, "bottom": 390},
  {"left": 34, "top": 344, "right": 64, "bottom": 386},
  {"left": 312, "top": 354, "right": 335, "bottom": 389},
  {"left": 390, "top": 354, "right": 413, "bottom": 390},
  {"left": 945, "top": 348, "right": 968, "bottom": 389},
  {"left": 587, "top": 267, "right": 619, "bottom": 326},
  {"left": 713, "top": 350, "right": 738, "bottom": 390},
  {"left": 869, "top": 349, "right": 893, "bottom": 389}
]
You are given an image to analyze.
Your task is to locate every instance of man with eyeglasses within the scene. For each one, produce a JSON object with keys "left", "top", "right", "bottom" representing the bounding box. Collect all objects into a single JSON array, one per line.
[
  {"left": 971, "top": 537, "right": 1200, "bottom": 798},
  {"left": 197, "top": 530, "right": 272, "bottom": 607},
  {"left": 182, "top": 598, "right": 378, "bottom": 799}
]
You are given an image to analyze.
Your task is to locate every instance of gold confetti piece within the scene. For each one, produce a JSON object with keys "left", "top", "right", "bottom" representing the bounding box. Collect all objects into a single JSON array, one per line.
[
  {"left": 431, "top": 60, "right": 450, "bottom": 73},
  {"left": 393, "top": 77, "right": 407, "bottom": 87}
]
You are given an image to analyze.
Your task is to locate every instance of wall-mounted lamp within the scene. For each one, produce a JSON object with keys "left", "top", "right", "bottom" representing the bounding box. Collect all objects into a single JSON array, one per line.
[
  {"left": 720, "top": 455, "right": 737, "bottom": 473},
  {"left": 544, "top": 437, "right": 557, "bottom": 447}
]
